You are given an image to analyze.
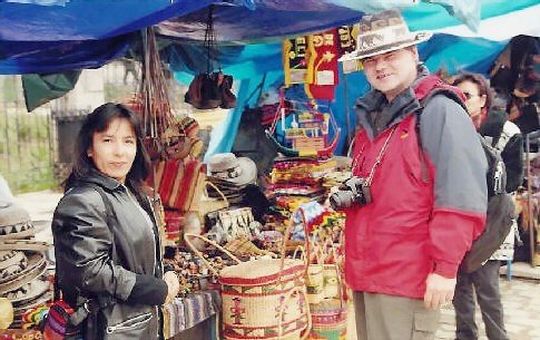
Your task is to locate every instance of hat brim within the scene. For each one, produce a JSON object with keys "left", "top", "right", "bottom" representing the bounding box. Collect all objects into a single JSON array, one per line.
[
  {"left": 228, "top": 157, "right": 257, "bottom": 186},
  {"left": 7, "top": 279, "right": 50, "bottom": 305},
  {"left": 338, "top": 31, "right": 432, "bottom": 62},
  {"left": 0, "top": 239, "right": 50, "bottom": 252},
  {"left": 0, "top": 252, "right": 46, "bottom": 293}
]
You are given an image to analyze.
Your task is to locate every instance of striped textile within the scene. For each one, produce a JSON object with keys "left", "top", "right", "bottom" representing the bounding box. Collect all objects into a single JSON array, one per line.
[{"left": 162, "top": 290, "right": 221, "bottom": 339}]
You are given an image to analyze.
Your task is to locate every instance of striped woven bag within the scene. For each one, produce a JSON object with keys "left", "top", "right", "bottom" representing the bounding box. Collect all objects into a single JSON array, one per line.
[{"left": 42, "top": 300, "right": 82, "bottom": 340}]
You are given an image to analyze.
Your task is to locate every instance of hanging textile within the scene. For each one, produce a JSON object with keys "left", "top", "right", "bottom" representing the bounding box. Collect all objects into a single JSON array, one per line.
[
  {"left": 337, "top": 24, "right": 362, "bottom": 74},
  {"left": 305, "top": 29, "right": 340, "bottom": 100},
  {"left": 22, "top": 70, "right": 81, "bottom": 112},
  {"left": 283, "top": 35, "right": 311, "bottom": 86},
  {"left": 265, "top": 89, "right": 341, "bottom": 159}
]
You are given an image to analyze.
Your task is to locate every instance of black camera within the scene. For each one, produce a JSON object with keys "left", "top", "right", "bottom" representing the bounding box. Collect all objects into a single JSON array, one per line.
[{"left": 329, "top": 177, "right": 372, "bottom": 210}]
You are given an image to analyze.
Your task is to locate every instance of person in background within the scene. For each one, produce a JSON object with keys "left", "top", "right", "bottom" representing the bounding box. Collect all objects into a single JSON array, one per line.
[
  {"left": 336, "top": 9, "right": 487, "bottom": 340},
  {"left": 452, "top": 73, "right": 524, "bottom": 340},
  {"left": 52, "top": 103, "right": 179, "bottom": 339}
]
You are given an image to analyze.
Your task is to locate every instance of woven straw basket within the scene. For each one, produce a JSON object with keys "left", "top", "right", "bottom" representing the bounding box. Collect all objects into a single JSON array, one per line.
[
  {"left": 306, "top": 253, "right": 347, "bottom": 340},
  {"left": 293, "top": 246, "right": 324, "bottom": 305},
  {"left": 185, "top": 231, "right": 311, "bottom": 340},
  {"left": 293, "top": 207, "right": 348, "bottom": 339},
  {"left": 308, "top": 298, "right": 347, "bottom": 340}
]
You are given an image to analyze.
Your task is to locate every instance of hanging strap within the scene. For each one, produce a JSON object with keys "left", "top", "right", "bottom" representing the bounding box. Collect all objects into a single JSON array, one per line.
[
  {"left": 244, "top": 73, "right": 267, "bottom": 106},
  {"left": 204, "top": 5, "right": 218, "bottom": 74},
  {"left": 61, "top": 184, "right": 118, "bottom": 326},
  {"left": 352, "top": 125, "right": 398, "bottom": 186}
]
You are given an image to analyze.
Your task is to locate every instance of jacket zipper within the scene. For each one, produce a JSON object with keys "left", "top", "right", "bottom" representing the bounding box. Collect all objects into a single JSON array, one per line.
[{"left": 105, "top": 312, "right": 153, "bottom": 334}]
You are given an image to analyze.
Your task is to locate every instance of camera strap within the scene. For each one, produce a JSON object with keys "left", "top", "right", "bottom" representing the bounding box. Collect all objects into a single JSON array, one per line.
[{"left": 364, "top": 125, "right": 398, "bottom": 186}]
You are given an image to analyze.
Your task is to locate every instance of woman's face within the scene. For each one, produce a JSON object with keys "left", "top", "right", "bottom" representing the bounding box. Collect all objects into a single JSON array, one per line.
[
  {"left": 87, "top": 117, "right": 137, "bottom": 184},
  {"left": 456, "top": 80, "right": 487, "bottom": 118}
]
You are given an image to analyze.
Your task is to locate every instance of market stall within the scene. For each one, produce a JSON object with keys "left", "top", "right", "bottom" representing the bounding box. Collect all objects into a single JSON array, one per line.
[{"left": 1, "top": 1, "right": 539, "bottom": 339}]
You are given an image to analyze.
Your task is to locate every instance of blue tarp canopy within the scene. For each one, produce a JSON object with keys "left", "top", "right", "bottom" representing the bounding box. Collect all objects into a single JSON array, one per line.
[
  {"left": 161, "top": 2, "right": 539, "bottom": 157},
  {"left": 2, "top": 0, "right": 538, "bottom": 74},
  {"left": 1, "top": 0, "right": 539, "bottom": 157}
]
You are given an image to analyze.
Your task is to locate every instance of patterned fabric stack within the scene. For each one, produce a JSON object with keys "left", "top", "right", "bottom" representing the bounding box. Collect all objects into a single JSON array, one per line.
[
  {"left": 264, "top": 156, "right": 337, "bottom": 231},
  {"left": 162, "top": 290, "right": 221, "bottom": 339},
  {"left": 0, "top": 204, "right": 52, "bottom": 329},
  {"left": 269, "top": 156, "right": 336, "bottom": 199}
]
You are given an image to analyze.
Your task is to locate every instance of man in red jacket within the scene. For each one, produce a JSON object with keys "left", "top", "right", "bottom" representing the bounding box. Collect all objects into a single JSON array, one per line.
[{"left": 337, "top": 10, "right": 488, "bottom": 340}]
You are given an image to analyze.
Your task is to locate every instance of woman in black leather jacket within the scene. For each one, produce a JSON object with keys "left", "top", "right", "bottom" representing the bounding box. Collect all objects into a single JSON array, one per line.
[{"left": 52, "top": 103, "right": 179, "bottom": 339}]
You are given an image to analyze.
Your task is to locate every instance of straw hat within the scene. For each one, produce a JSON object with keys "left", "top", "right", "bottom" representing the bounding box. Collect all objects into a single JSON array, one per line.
[
  {"left": 0, "top": 297, "right": 13, "bottom": 329},
  {"left": 2, "top": 280, "right": 49, "bottom": 306},
  {"left": 207, "top": 153, "right": 257, "bottom": 186},
  {"left": 0, "top": 204, "right": 34, "bottom": 240},
  {"left": 0, "top": 251, "right": 46, "bottom": 294},
  {"left": 0, "top": 250, "right": 28, "bottom": 284},
  {"left": 339, "top": 9, "right": 432, "bottom": 62}
]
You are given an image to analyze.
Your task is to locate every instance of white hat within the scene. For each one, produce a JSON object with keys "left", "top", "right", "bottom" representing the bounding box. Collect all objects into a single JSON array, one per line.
[
  {"left": 207, "top": 153, "right": 257, "bottom": 186},
  {"left": 339, "top": 9, "right": 432, "bottom": 62},
  {"left": 0, "top": 205, "right": 34, "bottom": 240}
]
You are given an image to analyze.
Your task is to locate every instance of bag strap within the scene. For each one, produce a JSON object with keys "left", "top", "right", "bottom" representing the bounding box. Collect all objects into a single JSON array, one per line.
[
  {"left": 64, "top": 184, "right": 118, "bottom": 325},
  {"left": 351, "top": 125, "right": 398, "bottom": 185},
  {"left": 412, "top": 75, "right": 468, "bottom": 178},
  {"left": 87, "top": 184, "right": 120, "bottom": 308}
]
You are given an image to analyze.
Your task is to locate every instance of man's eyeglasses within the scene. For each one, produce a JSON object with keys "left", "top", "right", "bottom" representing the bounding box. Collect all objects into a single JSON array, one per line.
[{"left": 463, "top": 92, "right": 479, "bottom": 100}]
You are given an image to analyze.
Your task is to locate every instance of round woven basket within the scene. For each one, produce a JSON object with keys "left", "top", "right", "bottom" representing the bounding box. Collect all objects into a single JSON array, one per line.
[{"left": 185, "top": 231, "right": 312, "bottom": 340}]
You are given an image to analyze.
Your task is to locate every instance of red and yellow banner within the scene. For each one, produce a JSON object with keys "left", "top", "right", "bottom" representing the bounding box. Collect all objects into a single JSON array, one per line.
[{"left": 305, "top": 29, "right": 340, "bottom": 100}]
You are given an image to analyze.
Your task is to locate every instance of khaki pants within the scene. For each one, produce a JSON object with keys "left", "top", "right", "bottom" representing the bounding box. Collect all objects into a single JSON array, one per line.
[{"left": 353, "top": 291, "right": 440, "bottom": 340}]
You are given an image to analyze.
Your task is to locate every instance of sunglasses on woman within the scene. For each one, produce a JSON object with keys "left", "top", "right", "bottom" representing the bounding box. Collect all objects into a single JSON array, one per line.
[{"left": 462, "top": 91, "right": 479, "bottom": 100}]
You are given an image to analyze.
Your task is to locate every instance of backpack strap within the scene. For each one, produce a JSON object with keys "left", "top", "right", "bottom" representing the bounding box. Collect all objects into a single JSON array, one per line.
[
  {"left": 414, "top": 75, "right": 467, "bottom": 113},
  {"left": 413, "top": 76, "right": 509, "bottom": 198},
  {"left": 412, "top": 75, "right": 468, "bottom": 146}
]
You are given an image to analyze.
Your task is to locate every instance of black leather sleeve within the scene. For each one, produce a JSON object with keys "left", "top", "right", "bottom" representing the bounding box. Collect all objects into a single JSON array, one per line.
[
  {"left": 126, "top": 274, "right": 168, "bottom": 305},
  {"left": 501, "top": 133, "right": 524, "bottom": 192}
]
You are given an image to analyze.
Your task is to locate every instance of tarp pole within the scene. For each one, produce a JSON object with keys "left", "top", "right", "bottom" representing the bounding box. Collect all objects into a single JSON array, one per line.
[{"left": 341, "top": 66, "right": 352, "bottom": 146}]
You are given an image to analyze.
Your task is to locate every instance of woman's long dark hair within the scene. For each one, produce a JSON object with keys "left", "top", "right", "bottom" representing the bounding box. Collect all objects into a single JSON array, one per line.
[{"left": 66, "top": 102, "right": 150, "bottom": 191}]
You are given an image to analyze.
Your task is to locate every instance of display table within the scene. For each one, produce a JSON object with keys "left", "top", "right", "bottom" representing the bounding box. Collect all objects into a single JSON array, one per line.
[{"left": 162, "top": 290, "right": 221, "bottom": 339}]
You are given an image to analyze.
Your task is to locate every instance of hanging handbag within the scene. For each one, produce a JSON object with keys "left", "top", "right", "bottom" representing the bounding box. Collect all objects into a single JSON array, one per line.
[
  {"left": 185, "top": 73, "right": 222, "bottom": 109},
  {"left": 184, "top": 6, "right": 236, "bottom": 110},
  {"left": 42, "top": 295, "right": 85, "bottom": 340},
  {"left": 220, "top": 74, "right": 237, "bottom": 109}
]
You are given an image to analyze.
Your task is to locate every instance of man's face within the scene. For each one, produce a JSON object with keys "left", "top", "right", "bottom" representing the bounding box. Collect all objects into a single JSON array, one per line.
[{"left": 362, "top": 47, "right": 419, "bottom": 101}]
